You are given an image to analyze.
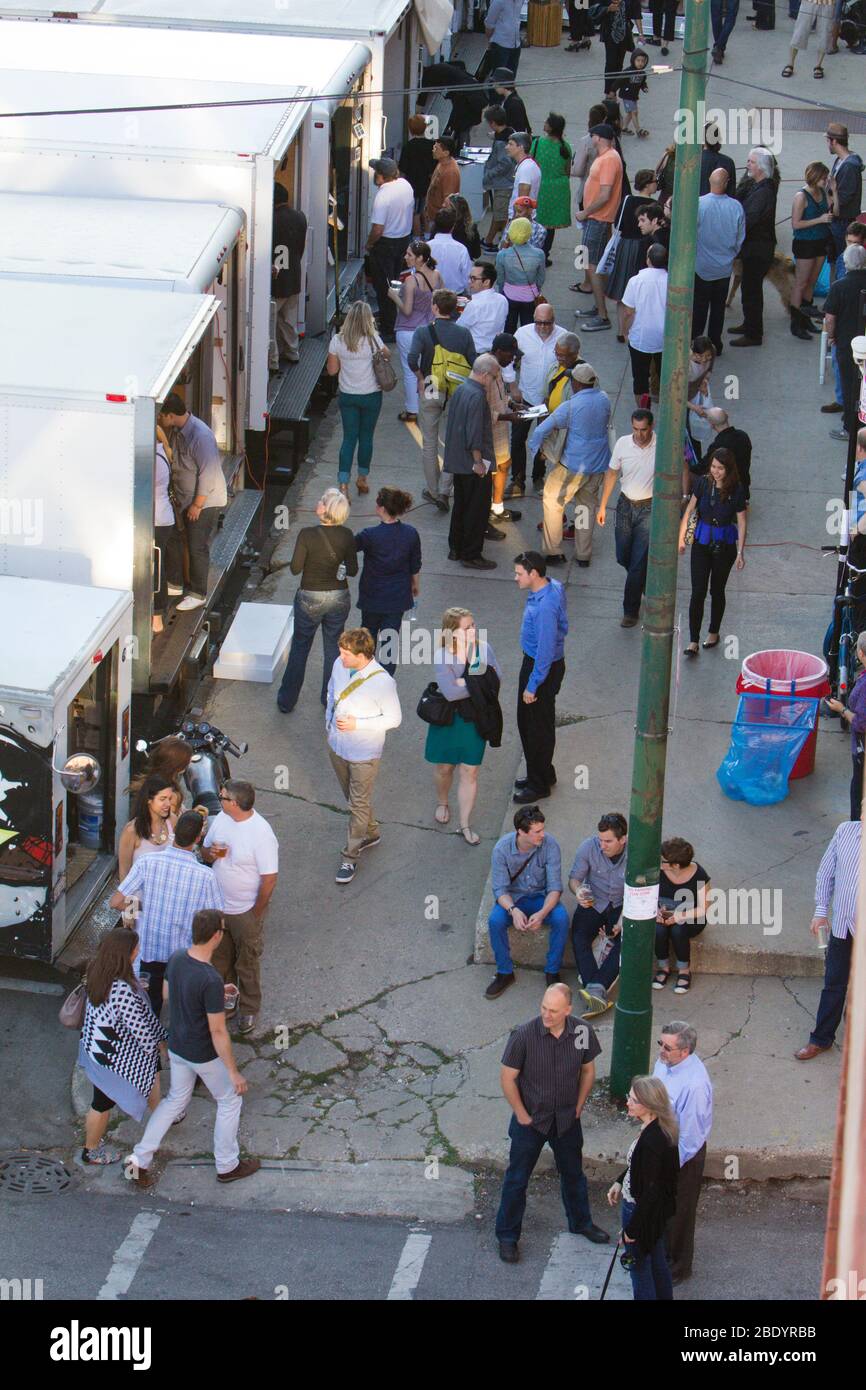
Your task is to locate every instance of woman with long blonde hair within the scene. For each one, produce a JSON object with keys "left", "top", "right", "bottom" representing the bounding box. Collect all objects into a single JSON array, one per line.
[
  {"left": 607, "top": 1075, "right": 679, "bottom": 1299},
  {"left": 424, "top": 607, "right": 501, "bottom": 844},
  {"left": 326, "top": 301, "right": 391, "bottom": 495}
]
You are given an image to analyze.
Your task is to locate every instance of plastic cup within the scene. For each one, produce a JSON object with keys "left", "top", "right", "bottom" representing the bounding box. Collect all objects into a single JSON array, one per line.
[
  {"left": 817, "top": 922, "right": 830, "bottom": 952},
  {"left": 224, "top": 984, "right": 240, "bottom": 1011},
  {"left": 211, "top": 842, "right": 229, "bottom": 859}
]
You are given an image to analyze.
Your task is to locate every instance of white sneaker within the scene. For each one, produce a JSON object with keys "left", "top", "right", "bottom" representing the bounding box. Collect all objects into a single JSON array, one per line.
[
  {"left": 166, "top": 584, "right": 183, "bottom": 596},
  {"left": 175, "top": 595, "right": 205, "bottom": 612}
]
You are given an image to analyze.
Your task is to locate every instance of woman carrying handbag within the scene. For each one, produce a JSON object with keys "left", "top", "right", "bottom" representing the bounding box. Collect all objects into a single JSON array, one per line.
[{"left": 326, "top": 301, "right": 393, "bottom": 495}]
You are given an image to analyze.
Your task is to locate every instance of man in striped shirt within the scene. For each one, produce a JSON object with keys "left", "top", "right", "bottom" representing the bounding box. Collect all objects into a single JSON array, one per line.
[{"left": 795, "top": 819, "right": 860, "bottom": 1060}]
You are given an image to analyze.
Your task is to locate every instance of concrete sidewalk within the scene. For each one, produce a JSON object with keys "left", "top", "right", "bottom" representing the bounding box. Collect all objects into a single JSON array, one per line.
[{"left": 58, "top": 23, "right": 853, "bottom": 1197}]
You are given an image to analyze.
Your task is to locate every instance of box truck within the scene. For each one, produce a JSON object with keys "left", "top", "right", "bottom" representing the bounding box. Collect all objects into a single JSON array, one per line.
[{"left": 0, "top": 23, "right": 373, "bottom": 432}]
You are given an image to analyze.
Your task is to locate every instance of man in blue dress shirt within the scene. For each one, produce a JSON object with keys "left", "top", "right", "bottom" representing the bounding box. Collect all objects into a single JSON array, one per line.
[
  {"left": 653, "top": 1021, "right": 714, "bottom": 1284},
  {"left": 513, "top": 552, "right": 568, "bottom": 803}
]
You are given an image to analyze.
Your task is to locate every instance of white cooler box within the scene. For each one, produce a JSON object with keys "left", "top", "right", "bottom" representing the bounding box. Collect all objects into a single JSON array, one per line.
[{"left": 213, "top": 603, "right": 294, "bottom": 683}]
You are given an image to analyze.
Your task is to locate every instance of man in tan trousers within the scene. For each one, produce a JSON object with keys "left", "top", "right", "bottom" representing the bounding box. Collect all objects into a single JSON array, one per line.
[{"left": 532, "top": 363, "right": 612, "bottom": 567}]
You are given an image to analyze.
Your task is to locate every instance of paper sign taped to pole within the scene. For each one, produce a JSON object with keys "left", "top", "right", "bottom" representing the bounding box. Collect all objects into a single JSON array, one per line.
[{"left": 623, "top": 883, "right": 660, "bottom": 920}]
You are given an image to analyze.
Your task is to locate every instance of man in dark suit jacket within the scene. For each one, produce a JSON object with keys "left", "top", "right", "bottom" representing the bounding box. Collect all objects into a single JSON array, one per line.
[
  {"left": 271, "top": 184, "right": 308, "bottom": 368},
  {"left": 443, "top": 355, "right": 498, "bottom": 570},
  {"left": 705, "top": 407, "right": 753, "bottom": 499}
]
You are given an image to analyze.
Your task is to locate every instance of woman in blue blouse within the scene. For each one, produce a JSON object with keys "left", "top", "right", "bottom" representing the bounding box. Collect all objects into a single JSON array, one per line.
[
  {"left": 355, "top": 487, "right": 421, "bottom": 675},
  {"left": 678, "top": 449, "right": 747, "bottom": 656}
]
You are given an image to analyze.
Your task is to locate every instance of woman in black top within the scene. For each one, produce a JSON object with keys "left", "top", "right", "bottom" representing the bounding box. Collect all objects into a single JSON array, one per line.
[
  {"left": 355, "top": 488, "right": 421, "bottom": 676},
  {"left": 276, "top": 487, "right": 358, "bottom": 713},
  {"left": 653, "top": 837, "right": 711, "bottom": 994},
  {"left": 607, "top": 1075, "right": 678, "bottom": 1300},
  {"left": 678, "top": 450, "right": 747, "bottom": 657},
  {"left": 603, "top": 167, "right": 659, "bottom": 316},
  {"left": 598, "top": 0, "right": 635, "bottom": 98}
]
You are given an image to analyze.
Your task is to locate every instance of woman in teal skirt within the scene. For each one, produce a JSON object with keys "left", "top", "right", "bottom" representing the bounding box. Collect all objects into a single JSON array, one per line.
[{"left": 426, "top": 607, "right": 501, "bottom": 845}]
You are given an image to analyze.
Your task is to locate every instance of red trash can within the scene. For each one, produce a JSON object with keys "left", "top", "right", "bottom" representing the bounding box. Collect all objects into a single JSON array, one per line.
[{"left": 736, "top": 650, "right": 830, "bottom": 780}]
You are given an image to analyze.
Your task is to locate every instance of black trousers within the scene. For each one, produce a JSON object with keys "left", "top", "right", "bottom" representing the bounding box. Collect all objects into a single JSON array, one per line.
[
  {"left": 739, "top": 249, "right": 774, "bottom": 341},
  {"left": 838, "top": 341, "right": 860, "bottom": 436},
  {"left": 154, "top": 522, "right": 184, "bottom": 614},
  {"left": 511, "top": 416, "right": 545, "bottom": 488},
  {"left": 367, "top": 234, "right": 411, "bottom": 335},
  {"left": 603, "top": 39, "right": 630, "bottom": 93},
  {"left": 567, "top": 0, "right": 593, "bottom": 39},
  {"left": 448, "top": 470, "right": 493, "bottom": 561},
  {"left": 141, "top": 960, "right": 166, "bottom": 1020},
  {"left": 650, "top": 0, "right": 678, "bottom": 39},
  {"left": 667, "top": 1143, "right": 705, "bottom": 1278},
  {"left": 182, "top": 505, "right": 220, "bottom": 600},
  {"left": 693, "top": 273, "right": 730, "bottom": 353},
  {"left": 688, "top": 540, "right": 737, "bottom": 642},
  {"left": 517, "top": 653, "right": 565, "bottom": 793}
]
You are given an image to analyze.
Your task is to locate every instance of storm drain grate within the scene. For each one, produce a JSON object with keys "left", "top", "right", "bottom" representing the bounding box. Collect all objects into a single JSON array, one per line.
[{"left": 0, "top": 1154, "right": 72, "bottom": 1196}]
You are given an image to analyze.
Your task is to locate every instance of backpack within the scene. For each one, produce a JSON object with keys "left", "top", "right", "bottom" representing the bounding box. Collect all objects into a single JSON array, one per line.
[{"left": 428, "top": 322, "right": 471, "bottom": 398}]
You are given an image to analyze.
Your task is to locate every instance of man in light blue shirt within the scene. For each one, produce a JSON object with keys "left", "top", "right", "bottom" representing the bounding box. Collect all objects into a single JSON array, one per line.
[
  {"left": 485, "top": 805, "right": 570, "bottom": 997},
  {"left": 534, "top": 363, "right": 611, "bottom": 565},
  {"left": 693, "top": 167, "right": 746, "bottom": 355},
  {"left": 514, "top": 552, "right": 568, "bottom": 802},
  {"left": 485, "top": 0, "right": 524, "bottom": 76},
  {"left": 653, "top": 1020, "right": 714, "bottom": 1283}
]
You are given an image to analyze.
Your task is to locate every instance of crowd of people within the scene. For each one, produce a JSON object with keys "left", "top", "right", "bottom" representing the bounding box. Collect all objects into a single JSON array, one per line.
[{"left": 73, "top": 9, "right": 866, "bottom": 1299}]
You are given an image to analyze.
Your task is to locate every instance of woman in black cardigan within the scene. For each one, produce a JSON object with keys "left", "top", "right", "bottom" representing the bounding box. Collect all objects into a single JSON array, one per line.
[{"left": 607, "top": 1075, "right": 679, "bottom": 1299}]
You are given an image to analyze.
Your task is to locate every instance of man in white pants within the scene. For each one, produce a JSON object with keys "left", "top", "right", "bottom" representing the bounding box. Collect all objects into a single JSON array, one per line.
[{"left": 128, "top": 909, "right": 260, "bottom": 1188}]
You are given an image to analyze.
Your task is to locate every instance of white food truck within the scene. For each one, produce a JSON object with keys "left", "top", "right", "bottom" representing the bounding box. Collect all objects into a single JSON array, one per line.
[{"left": 0, "top": 22, "right": 373, "bottom": 434}]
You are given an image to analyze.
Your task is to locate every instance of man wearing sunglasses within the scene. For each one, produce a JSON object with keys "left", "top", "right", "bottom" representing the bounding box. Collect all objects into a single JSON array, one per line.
[{"left": 652, "top": 1020, "right": 713, "bottom": 1285}]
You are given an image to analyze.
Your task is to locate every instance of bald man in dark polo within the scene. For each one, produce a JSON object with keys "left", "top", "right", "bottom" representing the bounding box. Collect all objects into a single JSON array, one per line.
[{"left": 495, "top": 982, "right": 610, "bottom": 1262}]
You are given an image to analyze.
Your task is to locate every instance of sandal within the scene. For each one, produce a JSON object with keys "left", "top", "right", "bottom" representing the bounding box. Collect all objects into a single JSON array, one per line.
[
  {"left": 398, "top": 412, "right": 417, "bottom": 423},
  {"left": 781, "top": 64, "right": 794, "bottom": 77},
  {"left": 652, "top": 968, "right": 671, "bottom": 990},
  {"left": 458, "top": 826, "right": 480, "bottom": 846},
  {"left": 570, "top": 283, "right": 594, "bottom": 294},
  {"left": 674, "top": 972, "right": 691, "bottom": 994},
  {"left": 434, "top": 803, "right": 450, "bottom": 825},
  {"left": 637, "top": 129, "right": 649, "bottom": 139},
  {"left": 813, "top": 65, "right": 824, "bottom": 78}
]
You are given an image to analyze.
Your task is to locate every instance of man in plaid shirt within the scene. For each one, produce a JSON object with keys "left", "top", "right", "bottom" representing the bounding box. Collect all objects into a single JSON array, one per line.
[{"left": 111, "top": 811, "right": 223, "bottom": 1018}]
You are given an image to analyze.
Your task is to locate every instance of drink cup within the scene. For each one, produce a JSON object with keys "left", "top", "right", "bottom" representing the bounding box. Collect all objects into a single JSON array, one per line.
[
  {"left": 817, "top": 922, "right": 830, "bottom": 952},
  {"left": 224, "top": 984, "right": 240, "bottom": 1012},
  {"left": 211, "top": 842, "right": 229, "bottom": 859}
]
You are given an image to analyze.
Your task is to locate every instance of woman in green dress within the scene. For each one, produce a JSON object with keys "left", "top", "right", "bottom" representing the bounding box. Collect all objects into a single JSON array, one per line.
[
  {"left": 425, "top": 607, "right": 501, "bottom": 846},
  {"left": 532, "top": 114, "right": 574, "bottom": 264}
]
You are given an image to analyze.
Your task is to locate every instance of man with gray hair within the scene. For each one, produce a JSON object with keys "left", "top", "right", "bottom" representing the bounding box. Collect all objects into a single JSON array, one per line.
[
  {"left": 443, "top": 354, "right": 499, "bottom": 569},
  {"left": 730, "top": 148, "right": 778, "bottom": 349},
  {"left": 823, "top": 244, "right": 866, "bottom": 440},
  {"left": 203, "top": 780, "right": 279, "bottom": 1036},
  {"left": 495, "top": 983, "right": 609, "bottom": 1262},
  {"left": 653, "top": 1020, "right": 713, "bottom": 1284}
]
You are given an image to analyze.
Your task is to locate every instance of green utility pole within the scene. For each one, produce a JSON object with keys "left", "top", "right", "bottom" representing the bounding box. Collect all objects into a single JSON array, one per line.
[{"left": 609, "top": 0, "right": 710, "bottom": 1100}]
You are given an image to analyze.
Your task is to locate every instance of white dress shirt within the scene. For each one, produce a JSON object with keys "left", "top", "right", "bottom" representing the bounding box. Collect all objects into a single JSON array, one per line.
[
  {"left": 609, "top": 432, "right": 657, "bottom": 500},
  {"left": 326, "top": 658, "right": 402, "bottom": 762},
  {"left": 514, "top": 321, "right": 568, "bottom": 404},
  {"left": 370, "top": 178, "right": 415, "bottom": 239},
  {"left": 427, "top": 232, "right": 473, "bottom": 293},
  {"left": 653, "top": 1051, "right": 713, "bottom": 1166},
  {"left": 622, "top": 267, "right": 668, "bottom": 354},
  {"left": 457, "top": 287, "right": 509, "bottom": 353}
]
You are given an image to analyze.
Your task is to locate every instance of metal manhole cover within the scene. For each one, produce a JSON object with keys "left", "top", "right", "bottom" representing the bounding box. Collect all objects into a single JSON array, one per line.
[{"left": 0, "top": 1154, "right": 71, "bottom": 1195}]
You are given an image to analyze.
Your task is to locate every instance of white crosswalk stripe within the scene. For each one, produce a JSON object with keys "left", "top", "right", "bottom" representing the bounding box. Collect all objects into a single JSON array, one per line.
[
  {"left": 386, "top": 1230, "right": 433, "bottom": 1300},
  {"left": 97, "top": 1211, "right": 162, "bottom": 1301},
  {"left": 536, "top": 1232, "right": 631, "bottom": 1300}
]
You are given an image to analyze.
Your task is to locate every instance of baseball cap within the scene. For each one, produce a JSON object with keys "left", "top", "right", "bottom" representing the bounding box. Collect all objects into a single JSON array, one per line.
[
  {"left": 590, "top": 124, "right": 616, "bottom": 140},
  {"left": 370, "top": 157, "right": 398, "bottom": 177},
  {"left": 572, "top": 363, "right": 598, "bottom": 385},
  {"left": 513, "top": 196, "right": 537, "bottom": 210}
]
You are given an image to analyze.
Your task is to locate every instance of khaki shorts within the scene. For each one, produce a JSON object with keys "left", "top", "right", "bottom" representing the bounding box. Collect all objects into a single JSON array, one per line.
[{"left": 488, "top": 187, "right": 511, "bottom": 221}]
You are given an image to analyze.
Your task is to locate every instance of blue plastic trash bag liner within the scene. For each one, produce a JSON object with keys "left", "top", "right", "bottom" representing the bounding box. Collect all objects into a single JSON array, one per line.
[{"left": 717, "top": 694, "right": 820, "bottom": 806}]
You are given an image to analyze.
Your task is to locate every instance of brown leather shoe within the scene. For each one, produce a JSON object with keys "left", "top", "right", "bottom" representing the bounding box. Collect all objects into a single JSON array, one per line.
[
  {"left": 794, "top": 1042, "right": 831, "bottom": 1061},
  {"left": 217, "top": 1157, "right": 262, "bottom": 1183},
  {"left": 127, "top": 1162, "right": 155, "bottom": 1189}
]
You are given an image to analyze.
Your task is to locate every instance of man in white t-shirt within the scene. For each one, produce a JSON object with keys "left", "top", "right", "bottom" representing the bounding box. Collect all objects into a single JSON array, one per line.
[
  {"left": 621, "top": 245, "right": 669, "bottom": 405},
  {"left": 596, "top": 410, "right": 657, "bottom": 627},
  {"left": 506, "top": 132, "right": 541, "bottom": 222},
  {"left": 203, "top": 780, "right": 279, "bottom": 1035},
  {"left": 458, "top": 261, "right": 509, "bottom": 352},
  {"left": 366, "top": 157, "right": 415, "bottom": 340}
]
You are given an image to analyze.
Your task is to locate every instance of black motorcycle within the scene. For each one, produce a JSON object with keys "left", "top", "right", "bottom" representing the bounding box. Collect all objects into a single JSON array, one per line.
[{"left": 137, "top": 716, "right": 248, "bottom": 816}]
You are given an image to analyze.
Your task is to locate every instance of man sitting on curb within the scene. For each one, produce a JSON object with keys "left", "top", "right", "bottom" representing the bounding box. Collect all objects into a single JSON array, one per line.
[
  {"left": 485, "top": 804, "right": 570, "bottom": 998},
  {"left": 569, "top": 812, "right": 628, "bottom": 1018}
]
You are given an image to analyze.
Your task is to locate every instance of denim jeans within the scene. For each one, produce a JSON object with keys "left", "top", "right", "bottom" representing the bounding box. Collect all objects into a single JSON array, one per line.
[
  {"left": 487, "top": 42, "right": 520, "bottom": 75},
  {"left": 338, "top": 390, "right": 382, "bottom": 483},
  {"left": 621, "top": 1199, "right": 674, "bottom": 1300},
  {"left": 833, "top": 345, "right": 844, "bottom": 407},
  {"left": 614, "top": 496, "right": 651, "bottom": 618},
  {"left": 811, "top": 931, "right": 853, "bottom": 1047},
  {"left": 361, "top": 608, "right": 406, "bottom": 677},
  {"left": 710, "top": 0, "right": 740, "bottom": 48},
  {"left": 278, "top": 589, "right": 351, "bottom": 710},
  {"left": 488, "top": 893, "right": 571, "bottom": 974},
  {"left": 496, "top": 1114, "right": 592, "bottom": 1242},
  {"left": 571, "top": 903, "right": 622, "bottom": 991}
]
